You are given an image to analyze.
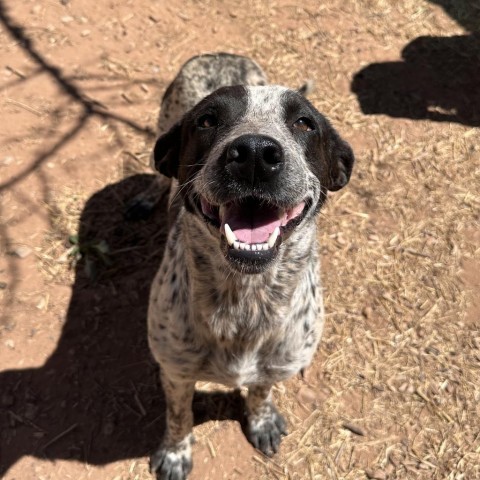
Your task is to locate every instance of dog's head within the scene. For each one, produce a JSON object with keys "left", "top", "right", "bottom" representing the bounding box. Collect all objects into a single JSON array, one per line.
[{"left": 154, "top": 85, "right": 354, "bottom": 274}]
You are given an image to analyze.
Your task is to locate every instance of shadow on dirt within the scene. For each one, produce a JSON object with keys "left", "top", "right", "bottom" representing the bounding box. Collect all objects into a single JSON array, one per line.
[
  {"left": 351, "top": 0, "right": 480, "bottom": 126},
  {"left": 0, "top": 174, "right": 245, "bottom": 476}
]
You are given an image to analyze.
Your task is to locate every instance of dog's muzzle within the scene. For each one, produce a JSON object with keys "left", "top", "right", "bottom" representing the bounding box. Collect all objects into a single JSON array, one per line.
[
  {"left": 199, "top": 194, "right": 309, "bottom": 273},
  {"left": 196, "top": 134, "right": 310, "bottom": 273}
]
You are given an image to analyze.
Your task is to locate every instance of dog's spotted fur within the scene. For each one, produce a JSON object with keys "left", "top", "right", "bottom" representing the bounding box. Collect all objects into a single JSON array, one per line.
[
  {"left": 158, "top": 53, "right": 266, "bottom": 134},
  {"left": 146, "top": 53, "right": 354, "bottom": 480}
]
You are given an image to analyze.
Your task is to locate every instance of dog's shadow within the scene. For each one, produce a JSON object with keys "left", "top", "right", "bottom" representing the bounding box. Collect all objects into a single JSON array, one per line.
[{"left": 0, "top": 174, "right": 245, "bottom": 476}]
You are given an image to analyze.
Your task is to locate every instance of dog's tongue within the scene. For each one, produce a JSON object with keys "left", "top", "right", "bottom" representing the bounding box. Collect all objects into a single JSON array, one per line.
[{"left": 222, "top": 202, "right": 281, "bottom": 244}]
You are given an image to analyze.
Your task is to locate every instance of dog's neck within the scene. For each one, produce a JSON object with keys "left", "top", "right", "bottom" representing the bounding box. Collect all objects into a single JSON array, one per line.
[{"left": 179, "top": 212, "right": 319, "bottom": 341}]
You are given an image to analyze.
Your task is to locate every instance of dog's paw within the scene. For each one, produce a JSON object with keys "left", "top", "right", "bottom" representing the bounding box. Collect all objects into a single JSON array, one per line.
[
  {"left": 150, "top": 436, "right": 193, "bottom": 480},
  {"left": 246, "top": 405, "right": 288, "bottom": 456}
]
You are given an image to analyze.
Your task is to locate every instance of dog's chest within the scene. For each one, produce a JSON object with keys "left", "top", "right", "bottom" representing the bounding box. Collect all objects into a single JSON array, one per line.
[
  {"left": 193, "top": 286, "right": 321, "bottom": 387},
  {"left": 148, "top": 268, "right": 321, "bottom": 386},
  {"left": 203, "top": 337, "right": 312, "bottom": 387}
]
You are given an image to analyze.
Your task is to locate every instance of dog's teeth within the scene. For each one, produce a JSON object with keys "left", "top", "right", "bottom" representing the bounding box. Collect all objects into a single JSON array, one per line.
[
  {"left": 231, "top": 241, "right": 273, "bottom": 251},
  {"left": 224, "top": 223, "right": 237, "bottom": 246},
  {"left": 268, "top": 227, "right": 280, "bottom": 248},
  {"left": 224, "top": 222, "right": 279, "bottom": 252}
]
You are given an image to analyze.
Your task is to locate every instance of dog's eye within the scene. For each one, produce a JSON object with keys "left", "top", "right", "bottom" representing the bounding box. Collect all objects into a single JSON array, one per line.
[
  {"left": 198, "top": 114, "right": 218, "bottom": 129},
  {"left": 292, "top": 117, "right": 314, "bottom": 132}
]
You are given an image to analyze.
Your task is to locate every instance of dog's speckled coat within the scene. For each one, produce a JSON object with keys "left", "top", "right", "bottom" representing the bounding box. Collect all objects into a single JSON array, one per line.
[{"left": 146, "top": 53, "right": 354, "bottom": 480}]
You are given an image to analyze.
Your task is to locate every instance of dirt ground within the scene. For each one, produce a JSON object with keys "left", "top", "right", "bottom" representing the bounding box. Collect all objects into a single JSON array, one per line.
[{"left": 0, "top": 0, "right": 479, "bottom": 479}]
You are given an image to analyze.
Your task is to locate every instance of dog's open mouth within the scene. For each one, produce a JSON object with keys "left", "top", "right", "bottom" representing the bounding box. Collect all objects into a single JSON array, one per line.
[{"left": 199, "top": 196, "right": 308, "bottom": 268}]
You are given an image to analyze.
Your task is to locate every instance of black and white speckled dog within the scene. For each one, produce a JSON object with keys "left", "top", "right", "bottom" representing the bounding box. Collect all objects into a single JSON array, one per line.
[{"left": 147, "top": 53, "right": 354, "bottom": 480}]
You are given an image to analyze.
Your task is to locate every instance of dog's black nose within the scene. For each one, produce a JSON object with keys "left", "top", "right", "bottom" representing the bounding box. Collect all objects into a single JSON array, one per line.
[{"left": 226, "top": 134, "right": 284, "bottom": 184}]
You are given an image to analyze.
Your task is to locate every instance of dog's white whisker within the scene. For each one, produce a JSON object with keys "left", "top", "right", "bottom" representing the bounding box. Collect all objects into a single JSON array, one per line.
[{"left": 169, "top": 172, "right": 200, "bottom": 205}]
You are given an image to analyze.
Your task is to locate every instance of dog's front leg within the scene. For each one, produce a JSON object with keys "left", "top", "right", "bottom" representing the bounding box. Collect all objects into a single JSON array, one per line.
[
  {"left": 151, "top": 373, "right": 195, "bottom": 480},
  {"left": 245, "top": 384, "right": 288, "bottom": 456}
]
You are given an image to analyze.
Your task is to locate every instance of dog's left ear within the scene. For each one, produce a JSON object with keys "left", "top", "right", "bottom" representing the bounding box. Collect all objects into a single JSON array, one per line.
[
  {"left": 323, "top": 122, "right": 355, "bottom": 191},
  {"left": 153, "top": 122, "right": 182, "bottom": 178},
  {"left": 297, "top": 80, "right": 314, "bottom": 97}
]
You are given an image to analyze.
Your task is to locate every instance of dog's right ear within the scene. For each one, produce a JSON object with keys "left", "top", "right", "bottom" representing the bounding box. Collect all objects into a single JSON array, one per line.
[{"left": 153, "top": 122, "right": 182, "bottom": 178}]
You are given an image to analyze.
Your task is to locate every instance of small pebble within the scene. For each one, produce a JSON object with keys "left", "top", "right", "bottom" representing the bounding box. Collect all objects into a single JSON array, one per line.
[
  {"left": 398, "top": 382, "right": 409, "bottom": 392},
  {"left": 362, "top": 306, "right": 373, "bottom": 319},
  {"left": 342, "top": 422, "right": 366, "bottom": 436},
  {"left": 365, "top": 469, "right": 386, "bottom": 480},
  {"left": 297, "top": 385, "right": 317, "bottom": 406},
  {"left": 36, "top": 296, "right": 48, "bottom": 310},
  {"left": 12, "top": 246, "right": 32, "bottom": 258},
  {"left": 0, "top": 281, "right": 7, "bottom": 289},
  {"left": 5, "top": 339, "right": 15, "bottom": 349}
]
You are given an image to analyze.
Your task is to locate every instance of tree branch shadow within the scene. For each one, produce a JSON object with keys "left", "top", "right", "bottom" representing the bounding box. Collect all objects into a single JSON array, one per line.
[{"left": 0, "top": 0, "right": 155, "bottom": 194}]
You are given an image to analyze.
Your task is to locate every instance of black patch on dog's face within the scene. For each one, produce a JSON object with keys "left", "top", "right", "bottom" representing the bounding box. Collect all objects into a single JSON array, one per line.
[
  {"left": 154, "top": 86, "right": 248, "bottom": 182},
  {"left": 281, "top": 90, "right": 355, "bottom": 203}
]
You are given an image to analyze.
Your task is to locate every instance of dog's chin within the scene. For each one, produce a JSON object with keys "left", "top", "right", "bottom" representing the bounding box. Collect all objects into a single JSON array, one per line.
[
  {"left": 194, "top": 194, "right": 311, "bottom": 275},
  {"left": 222, "top": 238, "right": 279, "bottom": 274}
]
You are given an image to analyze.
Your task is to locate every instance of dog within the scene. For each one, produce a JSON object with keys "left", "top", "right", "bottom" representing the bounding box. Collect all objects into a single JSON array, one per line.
[{"left": 146, "top": 53, "right": 354, "bottom": 480}]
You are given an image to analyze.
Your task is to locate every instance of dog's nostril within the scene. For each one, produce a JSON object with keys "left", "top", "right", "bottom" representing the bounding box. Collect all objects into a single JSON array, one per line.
[
  {"left": 228, "top": 148, "right": 238, "bottom": 160},
  {"left": 263, "top": 145, "right": 282, "bottom": 165},
  {"left": 227, "top": 146, "right": 244, "bottom": 163}
]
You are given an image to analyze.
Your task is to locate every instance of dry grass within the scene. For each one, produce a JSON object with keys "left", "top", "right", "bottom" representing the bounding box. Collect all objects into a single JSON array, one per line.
[
  {"left": 23, "top": 0, "right": 479, "bottom": 479},
  {"left": 39, "top": 186, "right": 87, "bottom": 283}
]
